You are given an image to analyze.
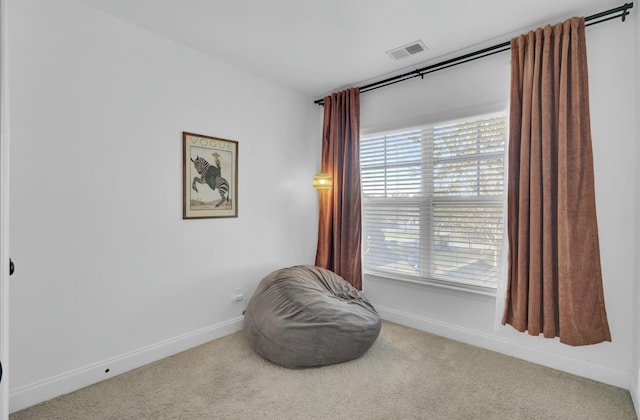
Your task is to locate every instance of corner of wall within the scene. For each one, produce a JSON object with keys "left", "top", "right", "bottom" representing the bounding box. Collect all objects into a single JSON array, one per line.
[{"left": 634, "top": 8, "right": 640, "bottom": 418}]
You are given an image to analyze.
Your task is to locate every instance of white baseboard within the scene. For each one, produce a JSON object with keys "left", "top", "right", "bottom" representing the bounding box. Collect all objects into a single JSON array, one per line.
[
  {"left": 376, "top": 305, "right": 631, "bottom": 389},
  {"left": 10, "top": 316, "right": 244, "bottom": 413},
  {"left": 631, "top": 376, "right": 639, "bottom": 418}
]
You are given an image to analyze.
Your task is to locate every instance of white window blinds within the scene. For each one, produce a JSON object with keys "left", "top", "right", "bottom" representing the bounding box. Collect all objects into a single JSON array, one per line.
[{"left": 360, "top": 113, "right": 506, "bottom": 289}]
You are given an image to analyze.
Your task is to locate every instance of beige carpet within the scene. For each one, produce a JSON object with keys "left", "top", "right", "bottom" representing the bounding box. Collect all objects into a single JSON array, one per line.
[{"left": 11, "top": 321, "right": 636, "bottom": 420}]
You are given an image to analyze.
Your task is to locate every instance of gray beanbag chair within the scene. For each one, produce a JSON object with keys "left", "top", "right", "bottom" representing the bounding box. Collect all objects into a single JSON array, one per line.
[{"left": 243, "top": 265, "right": 381, "bottom": 369}]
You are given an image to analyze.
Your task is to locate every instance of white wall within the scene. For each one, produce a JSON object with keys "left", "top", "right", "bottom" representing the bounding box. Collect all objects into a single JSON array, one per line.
[
  {"left": 8, "top": 0, "right": 319, "bottom": 412},
  {"left": 0, "top": 0, "right": 9, "bottom": 418},
  {"left": 361, "top": 15, "right": 638, "bottom": 389}
]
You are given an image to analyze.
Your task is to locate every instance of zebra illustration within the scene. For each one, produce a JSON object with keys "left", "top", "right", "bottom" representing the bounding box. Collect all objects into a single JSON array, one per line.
[{"left": 190, "top": 155, "right": 230, "bottom": 207}]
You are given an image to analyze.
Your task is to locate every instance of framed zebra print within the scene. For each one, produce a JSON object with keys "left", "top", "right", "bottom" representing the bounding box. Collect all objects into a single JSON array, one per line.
[{"left": 183, "top": 132, "right": 238, "bottom": 219}]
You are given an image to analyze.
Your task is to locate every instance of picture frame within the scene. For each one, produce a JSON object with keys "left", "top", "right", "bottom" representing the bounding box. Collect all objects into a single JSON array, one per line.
[{"left": 183, "top": 132, "right": 238, "bottom": 219}]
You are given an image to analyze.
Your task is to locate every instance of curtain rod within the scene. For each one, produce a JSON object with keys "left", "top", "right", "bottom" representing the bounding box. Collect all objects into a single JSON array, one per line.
[{"left": 313, "top": 2, "right": 634, "bottom": 106}]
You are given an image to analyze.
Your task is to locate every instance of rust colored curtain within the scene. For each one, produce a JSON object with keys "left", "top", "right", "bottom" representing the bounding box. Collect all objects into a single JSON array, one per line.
[
  {"left": 315, "top": 88, "right": 362, "bottom": 290},
  {"left": 502, "top": 17, "right": 611, "bottom": 346}
]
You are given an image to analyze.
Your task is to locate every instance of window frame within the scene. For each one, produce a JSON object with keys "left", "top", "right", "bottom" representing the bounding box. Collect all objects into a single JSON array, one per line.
[{"left": 360, "top": 111, "right": 507, "bottom": 296}]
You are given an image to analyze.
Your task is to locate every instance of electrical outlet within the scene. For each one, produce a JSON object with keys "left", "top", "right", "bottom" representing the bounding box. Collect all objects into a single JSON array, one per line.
[{"left": 234, "top": 288, "right": 244, "bottom": 302}]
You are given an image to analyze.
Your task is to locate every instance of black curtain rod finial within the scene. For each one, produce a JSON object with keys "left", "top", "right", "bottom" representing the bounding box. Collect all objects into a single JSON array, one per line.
[{"left": 621, "top": 2, "right": 633, "bottom": 21}]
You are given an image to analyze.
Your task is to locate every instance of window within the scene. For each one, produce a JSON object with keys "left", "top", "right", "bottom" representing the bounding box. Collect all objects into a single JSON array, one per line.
[{"left": 360, "top": 113, "right": 506, "bottom": 291}]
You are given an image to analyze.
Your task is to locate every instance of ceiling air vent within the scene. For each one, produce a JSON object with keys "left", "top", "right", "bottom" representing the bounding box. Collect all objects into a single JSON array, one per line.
[{"left": 386, "top": 40, "right": 428, "bottom": 60}]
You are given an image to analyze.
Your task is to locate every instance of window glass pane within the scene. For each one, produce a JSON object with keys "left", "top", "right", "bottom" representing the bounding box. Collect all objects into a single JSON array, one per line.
[
  {"left": 433, "top": 158, "right": 504, "bottom": 197},
  {"left": 363, "top": 206, "right": 420, "bottom": 276},
  {"left": 361, "top": 129, "right": 423, "bottom": 198},
  {"left": 361, "top": 166, "right": 422, "bottom": 198},
  {"left": 431, "top": 204, "right": 503, "bottom": 288},
  {"left": 433, "top": 117, "right": 505, "bottom": 159}
]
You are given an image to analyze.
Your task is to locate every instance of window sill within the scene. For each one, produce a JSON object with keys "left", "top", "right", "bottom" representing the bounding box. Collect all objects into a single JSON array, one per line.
[{"left": 364, "top": 270, "right": 498, "bottom": 298}]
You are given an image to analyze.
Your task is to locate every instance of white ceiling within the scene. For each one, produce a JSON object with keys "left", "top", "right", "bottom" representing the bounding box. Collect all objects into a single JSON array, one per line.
[{"left": 75, "top": 0, "right": 623, "bottom": 99}]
